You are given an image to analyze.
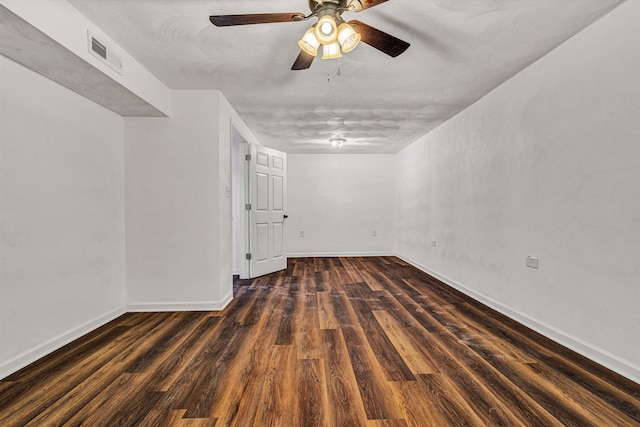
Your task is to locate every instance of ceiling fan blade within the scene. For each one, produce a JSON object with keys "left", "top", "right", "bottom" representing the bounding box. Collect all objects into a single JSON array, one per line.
[
  {"left": 210, "top": 13, "right": 305, "bottom": 27},
  {"left": 292, "top": 50, "right": 315, "bottom": 70},
  {"left": 348, "top": 0, "right": 389, "bottom": 12},
  {"left": 348, "top": 20, "right": 409, "bottom": 57}
]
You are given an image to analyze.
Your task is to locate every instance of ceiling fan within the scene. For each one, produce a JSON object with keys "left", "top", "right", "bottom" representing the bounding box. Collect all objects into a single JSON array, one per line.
[{"left": 209, "top": 0, "right": 410, "bottom": 70}]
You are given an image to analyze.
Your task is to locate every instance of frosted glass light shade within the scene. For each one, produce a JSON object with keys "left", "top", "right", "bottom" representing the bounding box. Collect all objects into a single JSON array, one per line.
[
  {"left": 322, "top": 41, "right": 342, "bottom": 59},
  {"left": 298, "top": 27, "right": 320, "bottom": 56},
  {"left": 315, "top": 15, "right": 338, "bottom": 44},
  {"left": 337, "top": 23, "right": 361, "bottom": 53}
]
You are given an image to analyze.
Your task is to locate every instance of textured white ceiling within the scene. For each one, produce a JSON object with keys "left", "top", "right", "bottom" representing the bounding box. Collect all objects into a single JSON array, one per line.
[{"left": 68, "top": 0, "right": 622, "bottom": 153}]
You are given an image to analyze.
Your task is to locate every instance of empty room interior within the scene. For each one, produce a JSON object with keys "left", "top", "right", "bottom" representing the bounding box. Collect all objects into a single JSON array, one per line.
[{"left": 0, "top": 0, "right": 639, "bottom": 425}]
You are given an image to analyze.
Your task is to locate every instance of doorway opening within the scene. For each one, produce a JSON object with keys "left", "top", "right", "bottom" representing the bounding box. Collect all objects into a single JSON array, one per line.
[{"left": 231, "top": 129, "right": 288, "bottom": 279}]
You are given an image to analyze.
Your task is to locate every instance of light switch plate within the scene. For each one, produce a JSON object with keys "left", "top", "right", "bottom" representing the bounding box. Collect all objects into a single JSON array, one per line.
[{"left": 526, "top": 256, "right": 539, "bottom": 269}]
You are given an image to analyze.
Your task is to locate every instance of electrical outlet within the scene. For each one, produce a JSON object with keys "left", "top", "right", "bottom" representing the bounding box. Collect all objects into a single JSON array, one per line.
[
  {"left": 372, "top": 230, "right": 377, "bottom": 236},
  {"left": 526, "top": 256, "right": 539, "bottom": 269},
  {"left": 432, "top": 240, "right": 437, "bottom": 247},
  {"left": 299, "top": 231, "right": 304, "bottom": 238}
]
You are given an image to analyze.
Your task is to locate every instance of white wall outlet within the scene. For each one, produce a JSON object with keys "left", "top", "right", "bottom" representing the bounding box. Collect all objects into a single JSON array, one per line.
[
  {"left": 372, "top": 230, "right": 377, "bottom": 236},
  {"left": 432, "top": 240, "right": 437, "bottom": 247},
  {"left": 526, "top": 256, "right": 539, "bottom": 269},
  {"left": 300, "top": 231, "right": 304, "bottom": 238}
]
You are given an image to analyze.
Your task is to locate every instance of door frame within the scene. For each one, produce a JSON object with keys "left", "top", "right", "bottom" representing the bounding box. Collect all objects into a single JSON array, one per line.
[{"left": 231, "top": 123, "right": 250, "bottom": 279}]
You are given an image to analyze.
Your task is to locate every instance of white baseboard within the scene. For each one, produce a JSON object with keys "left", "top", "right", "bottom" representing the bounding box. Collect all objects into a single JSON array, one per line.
[
  {"left": 0, "top": 306, "right": 126, "bottom": 380},
  {"left": 287, "top": 251, "right": 395, "bottom": 258},
  {"left": 127, "top": 291, "right": 233, "bottom": 312},
  {"left": 395, "top": 253, "right": 640, "bottom": 384}
]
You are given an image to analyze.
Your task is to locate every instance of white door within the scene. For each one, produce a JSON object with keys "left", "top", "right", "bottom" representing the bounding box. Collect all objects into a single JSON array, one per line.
[{"left": 248, "top": 144, "right": 287, "bottom": 278}]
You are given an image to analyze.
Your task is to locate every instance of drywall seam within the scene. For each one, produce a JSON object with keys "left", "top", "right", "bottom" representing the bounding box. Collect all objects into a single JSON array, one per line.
[
  {"left": 0, "top": 306, "right": 126, "bottom": 380},
  {"left": 395, "top": 252, "right": 640, "bottom": 384}
]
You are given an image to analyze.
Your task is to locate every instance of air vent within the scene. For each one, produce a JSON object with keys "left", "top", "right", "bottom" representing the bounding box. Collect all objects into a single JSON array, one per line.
[{"left": 87, "top": 30, "right": 123, "bottom": 75}]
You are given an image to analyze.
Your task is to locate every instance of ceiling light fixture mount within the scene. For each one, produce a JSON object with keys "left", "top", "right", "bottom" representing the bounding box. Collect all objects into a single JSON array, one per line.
[{"left": 330, "top": 137, "right": 346, "bottom": 149}]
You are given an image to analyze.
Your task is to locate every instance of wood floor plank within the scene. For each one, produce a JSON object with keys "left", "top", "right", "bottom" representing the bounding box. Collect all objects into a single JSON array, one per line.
[
  {"left": 274, "top": 277, "right": 302, "bottom": 345},
  {"left": 297, "top": 279, "right": 323, "bottom": 359},
  {"left": 63, "top": 372, "right": 148, "bottom": 426},
  {"left": 390, "top": 378, "right": 462, "bottom": 427},
  {"left": 150, "top": 316, "right": 223, "bottom": 393},
  {"left": 177, "top": 417, "right": 219, "bottom": 426},
  {"left": 408, "top": 297, "right": 600, "bottom": 425},
  {"left": 457, "top": 300, "right": 640, "bottom": 423},
  {"left": 1, "top": 256, "right": 638, "bottom": 426},
  {"left": 317, "top": 291, "right": 340, "bottom": 330},
  {"left": 343, "top": 338, "right": 405, "bottom": 421},
  {"left": 253, "top": 344, "right": 297, "bottom": 426},
  {"left": 345, "top": 256, "right": 386, "bottom": 291},
  {"left": 416, "top": 373, "right": 488, "bottom": 426},
  {"left": 0, "top": 314, "right": 170, "bottom": 426},
  {"left": 137, "top": 408, "right": 188, "bottom": 427},
  {"left": 314, "top": 256, "right": 331, "bottom": 273},
  {"left": 205, "top": 345, "right": 271, "bottom": 425},
  {"left": 321, "top": 328, "right": 368, "bottom": 426},
  {"left": 367, "top": 419, "right": 409, "bottom": 427},
  {"left": 303, "top": 256, "right": 316, "bottom": 277},
  {"left": 372, "top": 309, "right": 440, "bottom": 375},
  {"left": 372, "top": 273, "right": 559, "bottom": 425},
  {"left": 296, "top": 358, "right": 329, "bottom": 427},
  {"left": 159, "top": 319, "right": 247, "bottom": 413},
  {"left": 180, "top": 323, "right": 250, "bottom": 418},
  {"left": 207, "top": 285, "right": 286, "bottom": 425},
  {"left": 332, "top": 283, "right": 415, "bottom": 384}
]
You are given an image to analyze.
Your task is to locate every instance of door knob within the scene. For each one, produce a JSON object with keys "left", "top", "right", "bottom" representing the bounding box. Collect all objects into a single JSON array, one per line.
[{"left": 283, "top": 214, "right": 289, "bottom": 219}]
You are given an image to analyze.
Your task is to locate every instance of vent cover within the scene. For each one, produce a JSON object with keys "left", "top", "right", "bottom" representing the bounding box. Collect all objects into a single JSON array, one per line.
[{"left": 87, "top": 30, "right": 122, "bottom": 75}]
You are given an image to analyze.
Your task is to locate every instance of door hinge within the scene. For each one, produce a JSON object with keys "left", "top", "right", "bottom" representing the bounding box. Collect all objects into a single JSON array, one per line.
[
  {"left": 245, "top": 154, "right": 251, "bottom": 161},
  {"left": 245, "top": 203, "right": 252, "bottom": 210},
  {"left": 246, "top": 253, "right": 252, "bottom": 260}
]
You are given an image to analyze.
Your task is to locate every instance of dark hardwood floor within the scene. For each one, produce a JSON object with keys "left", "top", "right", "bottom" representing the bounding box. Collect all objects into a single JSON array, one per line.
[{"left": 1, "top": 256, "right": 638, "bottom": 426}]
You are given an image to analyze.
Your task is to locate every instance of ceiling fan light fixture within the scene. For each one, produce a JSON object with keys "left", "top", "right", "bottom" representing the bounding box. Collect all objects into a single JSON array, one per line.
[
  {"left": 322, "top": 41, "right": 342, "bottom": 59},
  {"left": 298, "top": 26, "right": 320, "bottom": 56},
  {"left": 315, "top": 15, "right": 338, "bottom": 44},
  {"left": 337, "top": 23, "right": 361, "bottom": 53}
]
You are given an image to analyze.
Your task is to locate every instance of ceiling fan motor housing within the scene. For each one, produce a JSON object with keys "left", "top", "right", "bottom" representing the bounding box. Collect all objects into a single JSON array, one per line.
[{"left": 308, "top": 0, "right": 343, "bottom": 13}]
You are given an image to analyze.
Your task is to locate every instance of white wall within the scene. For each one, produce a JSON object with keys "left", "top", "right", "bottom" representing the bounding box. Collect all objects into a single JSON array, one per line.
[
  {"left": 124, "top": 91, "right": 222, "bottom": 310},
  {"left": 124, "top": 91, "right": 257, "bottom": 310},
  {"left": 287, "top": 154, "right": 395, "bottom": 256},
  {"left": 395, "top": 0, "right": 639, "bottom": 382},
  {"left": 0, "top": 56, "right": 126, "bottom": 377}
]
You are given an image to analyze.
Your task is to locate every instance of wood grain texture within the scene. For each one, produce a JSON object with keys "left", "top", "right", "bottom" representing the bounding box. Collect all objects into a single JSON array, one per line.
[{"left": 1, "top": 256, "right": 638, "bottom": 426}]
